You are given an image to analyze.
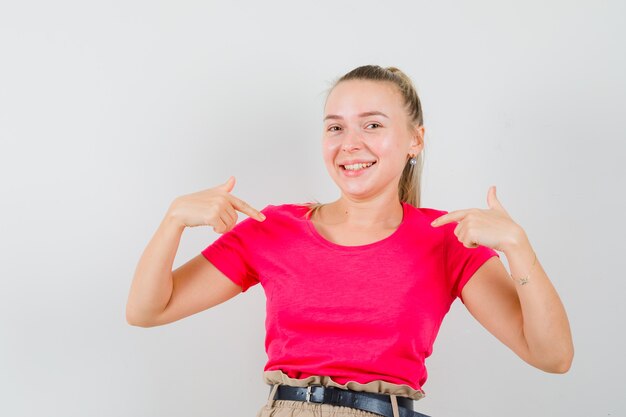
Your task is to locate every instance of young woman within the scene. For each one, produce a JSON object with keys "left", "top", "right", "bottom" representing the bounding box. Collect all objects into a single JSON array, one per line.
[{"left": 126, "top": 65, "right": 573, "bottom": 417}]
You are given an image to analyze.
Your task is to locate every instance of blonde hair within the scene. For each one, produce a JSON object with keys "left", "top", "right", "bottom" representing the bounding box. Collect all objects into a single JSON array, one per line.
[{"left": 304, "top": 65, "right": 425, "bottom": 220}]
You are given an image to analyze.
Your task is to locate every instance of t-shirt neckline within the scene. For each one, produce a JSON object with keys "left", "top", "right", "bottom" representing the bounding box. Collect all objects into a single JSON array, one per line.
[{"left": 304, "top": 201, "right": 408, "bottom": 251}]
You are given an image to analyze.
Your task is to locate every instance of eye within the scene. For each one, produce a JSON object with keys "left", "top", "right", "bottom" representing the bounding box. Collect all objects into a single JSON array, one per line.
[
  {"left": 366, "top": 123, "right": 381, "bottom": 129},
  {"left": 328, "top": 126, "right": 341, "bottom": 132}
]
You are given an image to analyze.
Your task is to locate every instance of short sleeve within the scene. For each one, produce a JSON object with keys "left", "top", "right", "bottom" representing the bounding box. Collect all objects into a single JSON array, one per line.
[
  {"left": 200, "top": 213, "right": 264, "bottom": 293},
  {"left": 443, "top": 221, "right": 500, "bottom": 302}
]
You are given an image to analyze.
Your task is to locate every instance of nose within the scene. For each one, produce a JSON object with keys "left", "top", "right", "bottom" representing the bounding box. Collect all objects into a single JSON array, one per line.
[{"left": 341, "top": 131, "right": 362, "bottom": 152}]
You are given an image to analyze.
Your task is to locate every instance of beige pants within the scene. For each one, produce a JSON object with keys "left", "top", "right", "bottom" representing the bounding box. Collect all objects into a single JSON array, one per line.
[{"left": 256, "top": 369, "right": 425, "bottom": 417}]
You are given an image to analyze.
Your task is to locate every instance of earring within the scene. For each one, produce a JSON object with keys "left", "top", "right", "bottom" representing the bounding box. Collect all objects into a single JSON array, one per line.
[{"left": 409, "top": 154, "right": 417, "bottom": 166}]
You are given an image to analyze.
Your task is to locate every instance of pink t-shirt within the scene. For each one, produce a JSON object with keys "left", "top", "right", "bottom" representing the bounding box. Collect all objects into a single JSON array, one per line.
[{"left": 201, "top": 201, "right": 499, "bottom": 393}]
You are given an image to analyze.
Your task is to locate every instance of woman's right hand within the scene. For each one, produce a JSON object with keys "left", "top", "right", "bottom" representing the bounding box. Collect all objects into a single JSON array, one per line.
[{"left": 167, "top": 176, "right": 266, "bottom": 233}]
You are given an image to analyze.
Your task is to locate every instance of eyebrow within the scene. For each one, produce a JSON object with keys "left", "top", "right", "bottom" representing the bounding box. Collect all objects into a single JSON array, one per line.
[{"left": 323, "top": 111, "right": 389, "bottom": 121}]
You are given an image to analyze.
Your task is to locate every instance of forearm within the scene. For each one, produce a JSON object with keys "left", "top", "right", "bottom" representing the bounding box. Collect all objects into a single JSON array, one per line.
[
  {"left": 126, "top": 211, "right": 186, "bottom": 326},
  {"left": 503, "top": 230, "right": 574, "bottom": 372}
]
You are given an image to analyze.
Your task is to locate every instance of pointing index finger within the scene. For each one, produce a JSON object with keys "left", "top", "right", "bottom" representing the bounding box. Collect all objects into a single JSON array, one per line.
[
  {"left": 430, "top": 209, "right": 467, "bottom": 227},
  {"left": 229, "top": 194, "right": 266, "bottom": 221}
]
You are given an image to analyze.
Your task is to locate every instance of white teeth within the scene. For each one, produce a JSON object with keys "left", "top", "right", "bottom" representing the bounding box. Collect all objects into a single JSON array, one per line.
[{"left": 343, "top": 162, "right": 374, "bottom": 171}]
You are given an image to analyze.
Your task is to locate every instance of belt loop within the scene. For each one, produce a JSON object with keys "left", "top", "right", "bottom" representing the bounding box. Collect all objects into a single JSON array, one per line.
[
  {"left": 266, "top": 384, "right": 280, "bottom": 409},
  {"left": 390, "top": 394, "right": 400, "bottom": 417}
]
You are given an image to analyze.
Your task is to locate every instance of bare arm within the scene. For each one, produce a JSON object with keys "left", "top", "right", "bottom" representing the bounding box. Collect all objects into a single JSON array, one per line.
[
  {"left": 125, "top": 210, "right": 185, "bottom": 326},
  {"left": 125, "top": 177, "right": 265, "bottom": 327},
  {"left": 461, "top": 230, "right": 574, "bottom": 373},
  {"left": 430, "top": 186, "right": 574, "bottom": 373}
]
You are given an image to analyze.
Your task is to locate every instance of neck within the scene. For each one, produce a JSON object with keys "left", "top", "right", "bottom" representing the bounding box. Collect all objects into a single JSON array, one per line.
[{"left": 322, "top": 197, "right": 404, "bottom": 228}]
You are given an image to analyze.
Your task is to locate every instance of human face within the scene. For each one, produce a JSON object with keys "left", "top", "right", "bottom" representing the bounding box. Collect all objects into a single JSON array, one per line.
[{"left": 322, "top": 79, "right": 422, "bottom": 201}]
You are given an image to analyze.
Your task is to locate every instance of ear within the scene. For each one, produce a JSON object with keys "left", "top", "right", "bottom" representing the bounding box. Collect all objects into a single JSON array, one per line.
[{"left": 410, "top": 124, "right": 425, "bottom": 154}]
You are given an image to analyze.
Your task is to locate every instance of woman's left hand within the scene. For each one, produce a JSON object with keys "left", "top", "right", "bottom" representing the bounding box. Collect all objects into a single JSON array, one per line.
[{"left": 429, "top": 185, "right": 526, "bottom": 252}]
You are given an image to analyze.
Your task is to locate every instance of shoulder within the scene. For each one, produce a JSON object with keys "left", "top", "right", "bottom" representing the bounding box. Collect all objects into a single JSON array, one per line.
[
  {"left": 402, "top": 203, "right": 457, "bottom": 245},
  {"left": 404, "top": 203, "right": 449, "bottom": 224},
  {"left": 261, "top": 202, "right": 312, "bottom": 217},
  {"left": 256, "top": 202, "right": 316, "bottom": 226}
]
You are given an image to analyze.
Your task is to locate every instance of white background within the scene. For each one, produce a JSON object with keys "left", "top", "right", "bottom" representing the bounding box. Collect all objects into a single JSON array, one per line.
[{"left": 1, "top": 1, "right": 624, "bottom": 416}]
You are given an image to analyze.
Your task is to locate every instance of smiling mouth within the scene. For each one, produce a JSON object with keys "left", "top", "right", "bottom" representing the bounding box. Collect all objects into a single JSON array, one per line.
[{"left": 340, "top": 161, "right": 377, "bottom": 171}]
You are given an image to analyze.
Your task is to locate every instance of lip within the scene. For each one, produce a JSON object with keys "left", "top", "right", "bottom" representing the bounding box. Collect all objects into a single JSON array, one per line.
[
  {"left": 337, "top": 159, "right": 377, "bottom": 166},
  {"left": 339, "top": 160, "right": 376, "bottom": 177}
]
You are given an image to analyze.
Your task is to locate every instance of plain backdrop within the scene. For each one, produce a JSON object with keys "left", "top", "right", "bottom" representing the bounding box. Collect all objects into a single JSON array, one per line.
[{"left": 1, "top": 1, "right": 624, "bottom": 416}]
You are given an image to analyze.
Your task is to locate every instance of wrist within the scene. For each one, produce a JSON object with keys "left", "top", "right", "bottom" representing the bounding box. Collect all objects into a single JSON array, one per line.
[
  {"left": 162, "top": 209, "right": 186, "bottom": 232},
  {"left": 501, "top": 225, "right": 531, "bottom": 254}
]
